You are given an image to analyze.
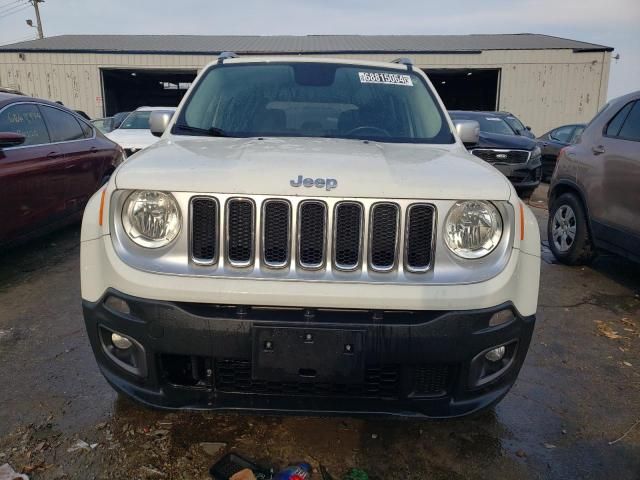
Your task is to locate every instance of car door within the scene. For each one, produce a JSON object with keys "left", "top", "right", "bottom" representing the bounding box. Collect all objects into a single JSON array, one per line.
[
  {"left": 39, "top": 105, "right": 103, "bottom": 215},
  {"left": 596, "top": 100, "right": 640, "bottom": 241},
  {"left": 0, "top": 102, "right": 65, "bottom": 243}
]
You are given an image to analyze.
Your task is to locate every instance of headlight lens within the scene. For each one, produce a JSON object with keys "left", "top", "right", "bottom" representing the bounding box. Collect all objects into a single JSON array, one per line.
[
  {"left": 531, "top": 146, "right": 542, "bottom": 159},
  {"left": 122, "top": 190, "right": 181, "bottom": 248},
  {"left": 444, "top": 200, "right": 503, "bottom": 259}
]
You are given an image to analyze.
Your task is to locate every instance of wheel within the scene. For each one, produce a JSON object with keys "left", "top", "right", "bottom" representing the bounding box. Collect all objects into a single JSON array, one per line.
[{"left": 547, "top": 193, "right": 595, "bottom": 265}]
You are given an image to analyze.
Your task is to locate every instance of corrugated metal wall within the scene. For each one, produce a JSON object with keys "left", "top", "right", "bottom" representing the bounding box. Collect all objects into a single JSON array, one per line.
[{"left": 0, "top": 49, "right": 610, "bottom": 134}]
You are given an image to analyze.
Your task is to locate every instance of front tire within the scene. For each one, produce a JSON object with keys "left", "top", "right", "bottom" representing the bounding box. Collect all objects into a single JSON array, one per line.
[{"left": 547, "top": 192, "right": 595, "bottom": 265}]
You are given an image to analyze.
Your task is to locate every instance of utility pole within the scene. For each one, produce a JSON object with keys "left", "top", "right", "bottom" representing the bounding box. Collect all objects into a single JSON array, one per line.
[{"left": 31, "top": 0, "right": 44, "bottom": 39}]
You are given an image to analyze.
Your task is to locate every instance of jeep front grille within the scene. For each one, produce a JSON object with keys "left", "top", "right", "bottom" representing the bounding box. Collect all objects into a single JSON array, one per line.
[
  {"left": 262, "top": 200, "right": 291, "bottom": 268},
  {"left": 190, "top": 197, "right": 218, "bottom": 265},
  {"left": 471, "top": 149, "right": 530, "bottom": 164},
  {"left": 333, "top": 202, "right": 363, "bottom": 271},
  {"left": 226, "top": 199, "right": 254, "bottom": 267},
  {"left": 298, "top": 201, "right": 327, "bottom": 269},
  {"left": 189, "top": 196, "right": 436, "bottom": 274}
]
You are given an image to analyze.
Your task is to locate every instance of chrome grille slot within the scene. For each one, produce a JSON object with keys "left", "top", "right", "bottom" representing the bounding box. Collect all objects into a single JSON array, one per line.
[
  {"left": 333, "top": 202, "right": 363, "bottom": 271},
  {"left": 404, "top": 204, "right": 435, "bottom": 272},
  {"left": 297, "top": 201, "right": 327, "bottom": 269},
  {"left": 262, "top": 200, "right": 291, "bottom": 268},
  {"left": 226, "top": 198, "right": 255, "bottom": 267},
  {"left": 369, "top": 203, "right": 400, "bottom": 271},
  {"left": 190, "top": 197, "right": 218, "bottom": 265}
]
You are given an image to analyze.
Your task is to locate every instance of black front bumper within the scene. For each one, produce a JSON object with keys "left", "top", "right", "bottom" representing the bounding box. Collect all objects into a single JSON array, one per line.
[
  {"left": 83, "top": 290, "right": 535, "bottom": 418},
  {"left": 492, "top": 159, "right": 542, "bottom": 191}
]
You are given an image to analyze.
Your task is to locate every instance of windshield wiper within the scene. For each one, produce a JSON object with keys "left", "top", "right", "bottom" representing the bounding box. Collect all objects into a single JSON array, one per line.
[{"left": 173, "top": 124, "right": 229, "bottom": 137}]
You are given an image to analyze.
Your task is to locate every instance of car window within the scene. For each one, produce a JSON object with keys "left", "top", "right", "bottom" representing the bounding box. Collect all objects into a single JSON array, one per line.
[
  {"left": 605, "top": 102, "right": 634, "bottom": 137},
  {"left": 450, "top": 113, "right": 514, "bottom": 136},
  {"left": 616, "top": 101, "right": 640, "bottom": 141},
  {"left": 179, "top": 63, "right": 454, "bottom": 144},
  {"left": 40, "top": 105, "right": 85, "bottom": 142},
  {"left": 570, "top": 126, "right": 584, "bottom": 144},
  {"left": 79, "top": 120, "right": 93, "bottom": 138},
  {"left": 550, "top": 125, "right": 575, "bottom": 143},
  {"left": 120, "top": 111, "right": 152, "bottom": 129},
  {"left": 504, "top": 116, "right": 525, "bottom": 133},
  {"left": 0, "top": 103, "right": 50, "bottom": 146}
]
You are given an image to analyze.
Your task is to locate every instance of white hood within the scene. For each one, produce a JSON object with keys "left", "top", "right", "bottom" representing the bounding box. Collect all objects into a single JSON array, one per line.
[
  {"left": 115, "top": 136, "right": 512, "bottom": 200},
  {"left": 105, "top": 129, "right": 159, "bottom": 151}
]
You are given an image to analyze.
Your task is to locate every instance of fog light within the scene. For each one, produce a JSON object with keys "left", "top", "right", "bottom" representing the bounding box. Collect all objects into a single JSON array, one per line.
[
  {"left": 111, "top": 333, "right": 133, "bottom": 350},
  {"left": 485, "top": 345, "right": 506, "bottom": 362}
]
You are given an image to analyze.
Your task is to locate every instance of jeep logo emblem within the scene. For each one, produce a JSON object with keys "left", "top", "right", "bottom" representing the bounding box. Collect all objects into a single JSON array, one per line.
[{"left": 290, "top": 175, "right": 338, "bottom": 191}]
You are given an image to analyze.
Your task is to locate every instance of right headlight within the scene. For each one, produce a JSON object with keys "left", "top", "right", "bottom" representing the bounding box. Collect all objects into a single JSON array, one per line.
[
  {"left": 122, "top": 190, "right": 181, "bottom": 248},
  {"left": 444, "top": 200, "right": 503, "bottom": 259}
]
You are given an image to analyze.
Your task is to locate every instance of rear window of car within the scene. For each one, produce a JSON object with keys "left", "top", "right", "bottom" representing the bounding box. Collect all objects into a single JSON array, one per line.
[
  {"left": 177, "top": 62, "right": 454, "bottom": 144},
  {"left": 0, "top": 103, "right": 50, "bottom": 146},
  {"left": 40, "top": 105, "right": 85, "bottom": 142},
  {"left": 616, "top": 101, "right": 640, "bottom": 141}
]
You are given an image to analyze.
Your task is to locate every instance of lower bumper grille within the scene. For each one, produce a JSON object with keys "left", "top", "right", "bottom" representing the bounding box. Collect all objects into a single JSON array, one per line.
[{"left": 215, "top": 359, "right": 400, "bottom": 398}]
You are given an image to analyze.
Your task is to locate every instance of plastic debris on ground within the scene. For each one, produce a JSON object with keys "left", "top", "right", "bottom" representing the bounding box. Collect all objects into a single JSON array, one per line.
[{"left": 0, "top": 463, "right": 29, "bottom": 480}]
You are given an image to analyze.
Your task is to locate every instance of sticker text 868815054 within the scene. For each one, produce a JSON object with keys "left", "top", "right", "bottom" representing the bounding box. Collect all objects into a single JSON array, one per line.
[{"left": 358, "top": 71, "right": 414, "bottom": 86}]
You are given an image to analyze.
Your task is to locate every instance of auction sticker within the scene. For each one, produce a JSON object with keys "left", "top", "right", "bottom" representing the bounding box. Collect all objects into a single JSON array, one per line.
[{"left": 358, "top": 71, "right": 413, "bottom": 86}]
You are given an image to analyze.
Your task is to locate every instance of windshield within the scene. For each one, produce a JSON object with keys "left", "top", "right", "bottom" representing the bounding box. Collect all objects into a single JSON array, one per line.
[
  {"left": 176, "top": 63, "right": 454, "bottom": 144},
  {"left": 451, "top": 113, "right": 515, "bottom": 136},
  {"left": 503, "top": 116, "right": 525, "bottom": 133},
  {"left": 119, "top": 111, "right": 151, "bottom": 130}
]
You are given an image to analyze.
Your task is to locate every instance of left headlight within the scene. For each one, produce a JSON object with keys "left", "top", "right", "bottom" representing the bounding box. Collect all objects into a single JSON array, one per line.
[
  {"left": 531, "top": 146, "right": 541, "bottom": 159},
  {"left": 122, "top": 190, "right": 181, "bottom": 248},
  {"left": 444, "top": 200, "right": 503, "bottom": 259}
]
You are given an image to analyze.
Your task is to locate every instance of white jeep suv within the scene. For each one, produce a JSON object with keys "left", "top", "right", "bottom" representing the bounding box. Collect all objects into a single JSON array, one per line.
[{"left": 80, "top": 55, "right": 540, "bottom": 418}]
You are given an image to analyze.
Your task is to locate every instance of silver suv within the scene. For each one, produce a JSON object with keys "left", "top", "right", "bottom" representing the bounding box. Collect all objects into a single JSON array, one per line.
[{"left": 548, "top": 90, "right": 640, "bottom": 264}]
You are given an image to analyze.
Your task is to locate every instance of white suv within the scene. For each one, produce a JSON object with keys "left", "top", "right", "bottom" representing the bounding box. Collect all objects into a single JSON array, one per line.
[{"left": 80, "top": 55, "right": 540, "bottom": 418}]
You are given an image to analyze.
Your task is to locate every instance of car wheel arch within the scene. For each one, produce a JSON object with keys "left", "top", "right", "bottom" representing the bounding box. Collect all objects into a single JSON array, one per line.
[{"left": 549, "top": 180, "right": 594, "bottom": 238}]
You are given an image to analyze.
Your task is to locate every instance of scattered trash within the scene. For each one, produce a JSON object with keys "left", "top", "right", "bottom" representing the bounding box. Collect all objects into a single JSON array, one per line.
[
  {"left": 609, "top": 419, "right": 640, "bottom": 445},
  {"left": 199, "top": 442, "right": 227, "bottom": 457},
  {"left": 342, "top": 468, "right": 369, "bottom": 480},
  {"left": 273, "top": 463, "right": 311, "bottom": 480},
  {"left": 231, "top": 470, "right": 256, "bottom": 480},
  {"left": 543, "top": 443, "right": 556, "bottom": 449},
  {"left": 210, "top": 453, "right": 272, "bottom": 480},
  {"left": 67, "top": 439, "right": 98, "bottom": 452},
  {"left": 595, "top": 320, "right": 622, "bottom": 340},
  {"left": 622, "top": 361, "right": 633, "bottom": 367},
  {"left": 0, "top": 463, "right": 29, "bottom": 480}
]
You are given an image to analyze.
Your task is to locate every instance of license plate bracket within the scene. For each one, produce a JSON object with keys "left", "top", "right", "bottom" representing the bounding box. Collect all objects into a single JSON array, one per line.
[{"left": 252, "top": 326, "right": 365, "bottom": 383}]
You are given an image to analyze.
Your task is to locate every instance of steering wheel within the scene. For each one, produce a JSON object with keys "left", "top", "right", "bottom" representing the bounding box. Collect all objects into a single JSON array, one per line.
[{"left": 345, "top": 126, "right": 391, "bottom": 137}]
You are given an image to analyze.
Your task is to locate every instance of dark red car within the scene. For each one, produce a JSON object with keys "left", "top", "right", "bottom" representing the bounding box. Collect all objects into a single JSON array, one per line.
[{"left": 0, "top": 93, "right": 122, "bottom": 246}]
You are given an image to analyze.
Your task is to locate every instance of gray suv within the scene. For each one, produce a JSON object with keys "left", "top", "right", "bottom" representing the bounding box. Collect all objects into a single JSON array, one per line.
[{"left": 548, "top": 90, "right": 640, "bottom": 264}]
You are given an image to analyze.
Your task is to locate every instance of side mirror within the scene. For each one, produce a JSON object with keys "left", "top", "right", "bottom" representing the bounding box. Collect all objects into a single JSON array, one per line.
[
  {"left": 149, "top": 111, "right": 174, "bottom": 137},
  {"left": 526, "top": 126, "right": 532, "bottom": 131},
  {"left": 453, "top": 120, "right": 480, "bottom": 146},
  {"left": 0, "top": 132, "right": 26, "bottom": 148}
]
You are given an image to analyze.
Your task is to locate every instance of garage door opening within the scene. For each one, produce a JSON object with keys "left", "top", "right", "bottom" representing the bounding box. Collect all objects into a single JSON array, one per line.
[
  {"left": 425, "top": 69, "right": 500, "bottom": 111},
  {"left": 101, "top": 69, "right": 198, "bottom": 116}
]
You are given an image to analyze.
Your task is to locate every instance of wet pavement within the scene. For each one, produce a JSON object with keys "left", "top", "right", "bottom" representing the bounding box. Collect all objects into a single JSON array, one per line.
[{"left": 1, "top": 186, "right": 639, "bottom": 479}]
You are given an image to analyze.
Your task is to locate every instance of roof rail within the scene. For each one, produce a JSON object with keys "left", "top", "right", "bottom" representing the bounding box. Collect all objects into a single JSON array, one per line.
[
  {"left": 391, "top": 57, "right": 413, "bottom": 71},
  {"left": 217, "top": 51, "right": 239, "bottom": 64}
]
